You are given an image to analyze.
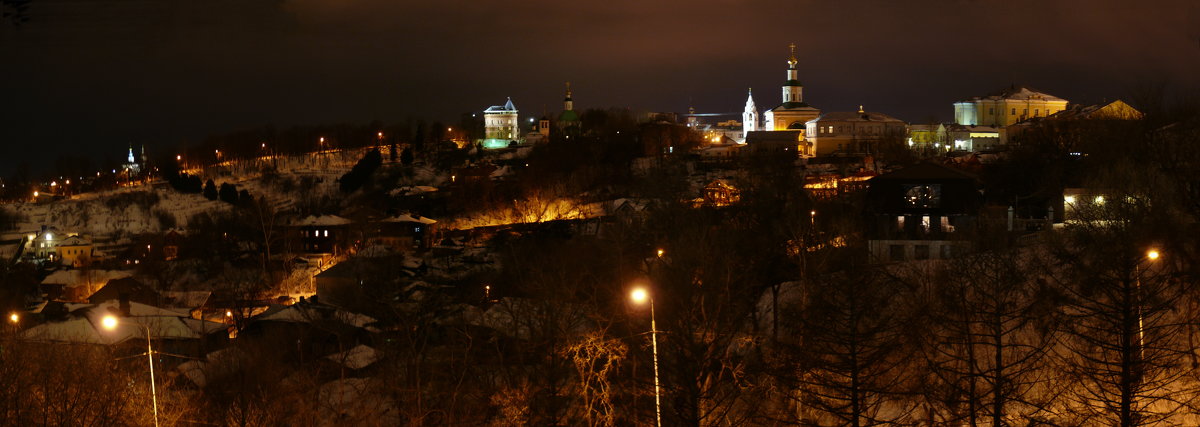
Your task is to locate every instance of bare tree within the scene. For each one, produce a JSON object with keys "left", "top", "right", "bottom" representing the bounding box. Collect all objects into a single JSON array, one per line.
[
  {"left": 785, "top": 266, "right": 918, "bottom": 426},
  {"left": 920, "top": 247, "right": 1059, "bottom": 426}
]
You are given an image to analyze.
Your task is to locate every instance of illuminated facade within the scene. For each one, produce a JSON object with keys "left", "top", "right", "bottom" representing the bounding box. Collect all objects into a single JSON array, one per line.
[
  {"left": 953, "top": 86, "right": 1068, "bottom": 127},
  {"left": 483, "top": 97, "right": 519, "bottom": 149},
  {"left": 762, "top": 44, "right": 821, "bottom": 137},
  {"left": 742, "top": 88, "right": 758, "bottom": 140},
  {"left": 805, "top": 107, "right": 908, "bottom": 156}
]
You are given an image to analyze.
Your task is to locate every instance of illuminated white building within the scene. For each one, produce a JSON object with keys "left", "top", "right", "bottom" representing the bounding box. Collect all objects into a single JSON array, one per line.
[
  {"left": 742, "top": 88, "right": 758, "bottom": 140},
  {"left": 483, "top": 97, "right": 519, "bottom": 149}
]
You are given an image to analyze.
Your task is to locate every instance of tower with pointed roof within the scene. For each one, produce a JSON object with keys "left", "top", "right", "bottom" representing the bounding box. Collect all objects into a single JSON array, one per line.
[{"left": 742, "top": 88, "right": 758, "bottom": 139}]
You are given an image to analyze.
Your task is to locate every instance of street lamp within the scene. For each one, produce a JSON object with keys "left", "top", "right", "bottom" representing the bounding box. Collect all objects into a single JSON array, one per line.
[
  {"left": 1136, "top": 249, "right": 1161, "bottom": 360},
  {"left": 630, "top": 287, "right": 662, "bottom": 427},
  {"left": 7, "top": 312, "right": 17, "bottom": 324},
  {"left": 101, "top": 315, "right": 159, "bottom": 427}
]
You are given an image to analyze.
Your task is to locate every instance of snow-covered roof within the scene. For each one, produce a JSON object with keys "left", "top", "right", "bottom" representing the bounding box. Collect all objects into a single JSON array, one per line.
[
  {"left": 325, "top": 344, "right": 382, "bottom": 370},
  {"left": 21, "top": 317, "right": 112, "bottom": 344},
  {"left": 484, "top": 97, "right": 518, "bottom": 113},
  {"left": 21, "top": 308, "right": 223, "bottom": 344},
  {"left": 177, "top": 347, "right": 247, "bottom": 388},
  {"left": 967, "top": 86, "right": 1066, "bottom": 102},
  {"left": 258, "top": 305, "right": 378, "bottom": 330},
  {"left": 382, "top": 214, "right": 437, "bottom": 225},
  {"left": 92, "top": 300, "right": 190, "bottom": 317},
  {"left": 40, "top": 269, "right": 133, "bottom": 287},
  {"left": 162, "top": 290, "right": 212, "bottom": 309},
  {"left": 294, "top": 215, "right": 353, "bottom": 227},
  {"left": 387, "top": 186, "right": 439, "bottom": 197},
  {"left": 56, "top": 235, "right": 92, "bottom": 246},
  {"left": 808, "top": 111, "right": 905, "bottom": 123}
]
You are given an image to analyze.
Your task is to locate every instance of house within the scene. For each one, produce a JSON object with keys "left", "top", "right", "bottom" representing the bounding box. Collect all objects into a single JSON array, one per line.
[
  {"left": 314, "top": 255, "right": 420, "bottom": 308},
  {"left": 55, "top": 235, "right": 95, "bottom": 267},
  {"left": 864, "top": 162, "right": 983, "bottom": 262},
  {"left": 375, "top": 214, "right": 438, "bottom": 252},
  {"left": 21, "top": 300, "right": 228, "bottom": 359},
  {"left": 88, "top": 277, "right": 161, "bottom": 306},
  {"left": 743, "top": 130, "right": 805, "bottom": 160},
  {"left": 945, "top": 124, "right": 1002, "bottom": 152},
  {"left": 294, "top": 215, "right": 353, "bottom": 254},
  {"left": 699, "top": 180, "right": 741, "bottom": 207},
  {"left": 40, "top": 269, "right": 132, "bottom": 302}
]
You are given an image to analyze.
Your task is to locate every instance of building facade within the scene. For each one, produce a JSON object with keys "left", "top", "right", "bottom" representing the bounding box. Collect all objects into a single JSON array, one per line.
[
  {"left": 483, "top": 98, "right": 520, "bottom": 149},
  {"left": 805, "top": 107, "right": 908, "bottom": 156},
  {"left": 953, "top": 86, "right": 1068, "bottom": 127}
]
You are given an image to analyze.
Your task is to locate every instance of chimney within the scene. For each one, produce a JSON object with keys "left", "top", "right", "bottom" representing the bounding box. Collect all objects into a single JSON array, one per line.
[{"left": 119, "top": 292, "right": 131, "bottom": 316}]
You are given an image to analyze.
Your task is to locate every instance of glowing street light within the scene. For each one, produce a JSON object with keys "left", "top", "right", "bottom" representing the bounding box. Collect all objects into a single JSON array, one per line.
[
  {"left": 630, "top": 287, "right": 662, "bottom": 427},
  {"left": 656, "top": 248, "right": 664, "bottom": 258},
  {"left": 1136, "top": 249, "right": 1163, "bottom": 360},
  {"left": 7, "top": 312, "right": 18, "bottom": 324},
  {"left": 101, "top": 315, "right": 159, "bottom": 427}
]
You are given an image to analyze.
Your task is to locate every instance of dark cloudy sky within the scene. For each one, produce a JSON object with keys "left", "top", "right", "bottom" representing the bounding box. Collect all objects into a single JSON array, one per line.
[{"left": 2, "top": 0, "right": 1198, "bottom": 176}]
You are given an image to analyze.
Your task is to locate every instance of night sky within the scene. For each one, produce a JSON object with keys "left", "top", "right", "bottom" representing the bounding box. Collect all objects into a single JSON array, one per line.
[{"left": 2, "top": 0, "right": 1198, "bottom": 176}]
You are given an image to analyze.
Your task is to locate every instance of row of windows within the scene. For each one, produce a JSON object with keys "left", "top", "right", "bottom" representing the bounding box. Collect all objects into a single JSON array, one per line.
[
  {"left": 896, "top": 215, "right": 955, "bottom": 233},
  {"left": 302, "top": 229, "right": 330, "bottom": 238},
  {"left": 817, "top": 125, "right": 892, "bottom": 135},
  {"left": 988, "top": 107, "right": 1048, "bottom": 117}
]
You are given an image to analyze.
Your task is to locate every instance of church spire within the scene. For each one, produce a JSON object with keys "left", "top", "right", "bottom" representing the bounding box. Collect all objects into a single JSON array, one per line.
[
  {"left": 563, "top": 82, "right": 573, "bottom": 112},
  {"left": 743, "top": 88, "right": 759, "bottom": 139},
  {"left": 782, "top": 43, "right": 803, "bottom": 104}
]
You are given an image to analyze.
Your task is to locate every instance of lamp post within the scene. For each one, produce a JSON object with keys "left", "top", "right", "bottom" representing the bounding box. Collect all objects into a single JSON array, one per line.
[
  {"left": 631, "top": 287, "right": 661, "bottom": 427},
  {"left": 101, "top": 315, "right": 159, "bottom": 427},
  {"left": 1137, "top": 249, "right": 1161, "bottom": 360}
]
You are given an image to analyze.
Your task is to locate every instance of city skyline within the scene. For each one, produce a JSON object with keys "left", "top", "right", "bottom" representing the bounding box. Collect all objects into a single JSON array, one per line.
[{"left": 2, "top": 0, "right": 1199, "bottom": 175}]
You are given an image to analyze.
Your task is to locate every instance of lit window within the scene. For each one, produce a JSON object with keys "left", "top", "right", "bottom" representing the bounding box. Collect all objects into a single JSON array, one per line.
[
  {"left": 921, "top": 215, "right": 931, "bottom": 233},
  {"left": 941, "top": 216, "right": 954, "bottom": 233},
  {"left": 323, "top": 230, "right": 329, "bottom": 237},
  {"left": 896, "top": 216, "right": 905, "bottom": 230}
]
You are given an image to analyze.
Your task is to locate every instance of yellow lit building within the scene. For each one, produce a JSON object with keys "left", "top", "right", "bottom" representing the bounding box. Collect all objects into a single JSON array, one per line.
[
  {"left": 805, "top": 107, "right": 908, "bottom": 156},
  {"left": 56, "top": 235, "right": 95, "bottom": 267},
  {"left": 953, "top": 86, "right": 1068, "bottom": 127}
]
